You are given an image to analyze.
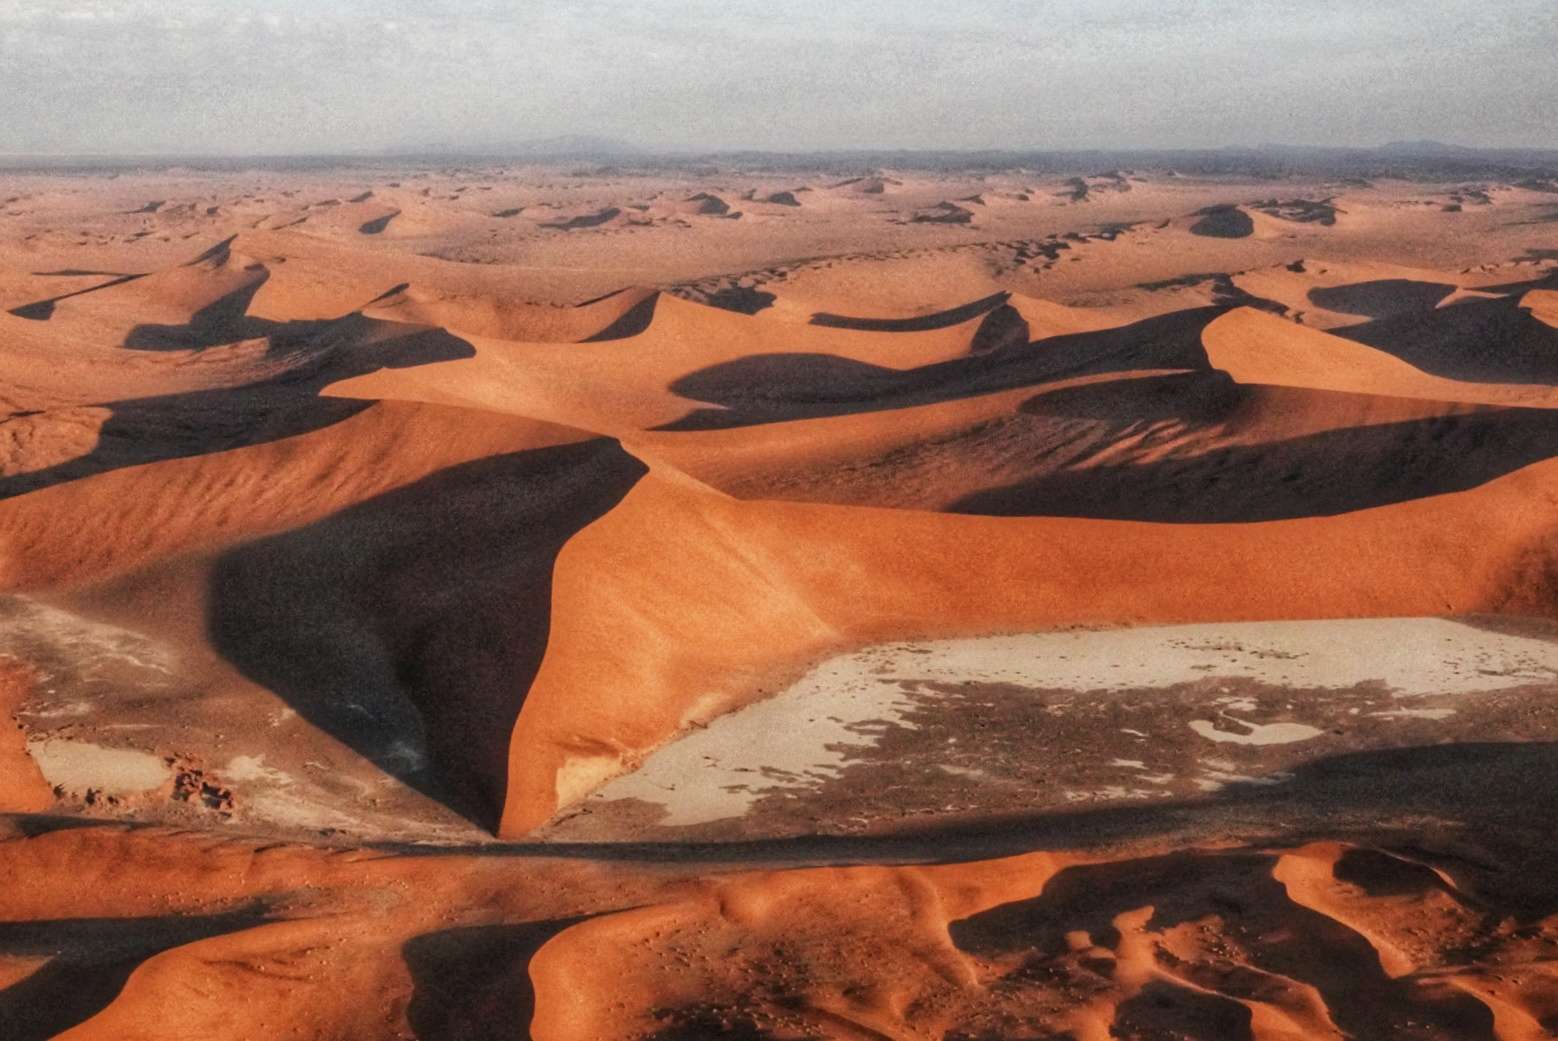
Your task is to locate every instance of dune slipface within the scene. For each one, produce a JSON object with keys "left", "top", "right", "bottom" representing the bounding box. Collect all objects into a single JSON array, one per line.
[{"left": 1, "top": 159, "right": 1557, "bottom": 1040}]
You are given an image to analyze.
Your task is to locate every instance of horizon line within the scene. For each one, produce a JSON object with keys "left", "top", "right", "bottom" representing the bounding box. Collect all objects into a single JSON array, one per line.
[{"left": 4, "top": 140, "right": 1558, "bottom": 165}]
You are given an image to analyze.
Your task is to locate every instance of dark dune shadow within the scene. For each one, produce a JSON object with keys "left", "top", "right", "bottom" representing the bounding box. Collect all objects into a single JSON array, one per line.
[
  {"left": 968, "top": 303, "right": 1030, "bottom": 353},
  {"left": 695, "top": 286, "right": 777, "bottom": 316},
  {"left": 11, "top": 237, "right": 315, "bottom": 351},
  {"left": 949, "top": 849, "right": 1496, "bottom": 1041},
  {"left": 402, "top": 917, "right": 590, "bottom": 1041},
  {"left": 0, "top": 396, "right": 373, "bottom": 503},
  {"left": 543, "top": 207, "right": 620, "bottom": 231},
  {"left": 685, "top": 192, "right": 730, "bottom": 216},
  {"left": 1331, "top": 846, "right": 1459, "bottom": 898},
  {"left": 1256, "top": 197, "right": 1341, "bottom": 226},
  {"left": 1189, "top": 205, "right": 1255, "bottom": 238},
  {"left": 656, "top": 306, "right": 1221, "bottom": 430},
  {"left": 1333, "top": 294, "right": 1558, "bottom": 384},
  {"left": 672, "top": 352, "right": 912, "bottom": 408},
  {"left": 207, "top": 440, "right": 649, "bottom": 832},
  {"left": 1506, "top": 204, "right": 1558, "bottom": 226},
  {"left": 951, "top": 386, "right": 1558, "bottom": 521},
  {"left": 1477, "top": 264, "right": 1558, "bottom": 295},
  {"left": 581, "top": 291, "right": 660, "bottom": 342},
  {"left": 908, "top": 202, "right": 975, "bottom": 225},
  {"left": 7, "top": 273, "right": 147, "bottom": 321},
  {"left": 1140, "top": 272, "right": 1290, "bottom": 314},
  {"left": 0, "top": 322, "right": 476, "bottom": 501},
  {"left": 810, "top": 291, "right": 1010, "bottom": 331},
  {"left": 1115, "top": 980, "right": 1256, "bottom": 1041},
  {"left": 950, "top": 850, "right": 1272, "bottom": 960},
  {"left": 122, "top": 272, "right": 277, "bottom": 349},
  {"left": 359, "top": 211, "right": 400, "bottom": 235},
  {"left": 1018, "top": 368, "right": 1241, "bottom": 424},
  {"left": 364, "top": 280, "right": 412, "bottom": 306},
  {"left": 1308, "top": 279, "right": 1457, "bottom": 318},
  {"left": 0, "top": 907, "right": 271, "bottom": 1041}
]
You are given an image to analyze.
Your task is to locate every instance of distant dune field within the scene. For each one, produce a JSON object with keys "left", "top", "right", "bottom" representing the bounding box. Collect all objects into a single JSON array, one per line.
[{"left": 1, "top": 159, "right": 1557, "bottom": 1040}]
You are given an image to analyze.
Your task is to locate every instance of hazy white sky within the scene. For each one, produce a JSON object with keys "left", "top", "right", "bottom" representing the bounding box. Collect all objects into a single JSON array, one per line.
[{"left": 2, "top": 0, "right": 1554, "bottom": 155}]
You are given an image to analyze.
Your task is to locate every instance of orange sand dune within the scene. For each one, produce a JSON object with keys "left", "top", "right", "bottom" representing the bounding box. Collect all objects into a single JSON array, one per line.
[
  {"left": 9, "top": 387, "right": 1555, "bottom": 835},
  {"left": 0, "top": 400, "right": 597, "bottom": 590},
  {"left": 5, "top": 820, "right": 1549, "bottom": 1041},
  {"left": 1203, "top": 306, "right": 1558, "bottom": 407},
  {"left": 5, "top": 717, "right": 1557, "bottom": 1041},
  {"left": 322, "top": 291, "right": 1039, "bottom": 432},
  {"left": 532, "top": 840, "right": 1558, "bottom": 1041},
  {"left": 499, "top": 452, "right": 1558, "bottom": 832},
  {"left": 22, "top": 238, "right": 270, "bottom": 349},
  {"left": 1182, "top": 204, "right": 1293, "bottom": 240},
  {"left": 3, "top": 244, "right": 1557, "bottom": 837},
  {"left": 638, "top": 370, "right": 1554, "bottom": 519},
  {"left": 4, "top": 163, "right": 1558, "bottom": 1040},
  {"left": 363, "top": 283, "right": 660, "bottom": 342}
]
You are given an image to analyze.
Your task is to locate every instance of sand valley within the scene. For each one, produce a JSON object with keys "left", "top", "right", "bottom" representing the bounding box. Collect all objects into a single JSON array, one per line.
[{"left": 2, "top": 152, "right": 1557, "bottom": 1039}]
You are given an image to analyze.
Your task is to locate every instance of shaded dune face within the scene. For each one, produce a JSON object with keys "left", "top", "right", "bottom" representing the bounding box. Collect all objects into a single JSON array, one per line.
[
  {"left": 0, "top": 908, "right": 276, "bottom": 1041},
  {"left": 4, "top": 741, "right": 1557, "bottom": 1040},
  {"left": 1337, "top": 294, "right": 1558, "bottom": 384},
  {"left": 662, "top": 371, "right": 1558, "bottom": 520},
  {"left": 208, "top": 439, "right": 648, "bottom": 830},
  {"left": 2, "top": 227, "right": 1558, "bottom": 838},
  {"left": 1308, "top": 278, "right": 1459, "bottom": 318},
  {"left": 656, "top": 305, "right": 1220, "bottom": 430},
  {"left": 0, "top": 319, "right": 477, "bottom": 500},
  {"left": 2, "top": 170, "right": 1558, "bottom": 1040},
  {"left": 530, "top": 834, "right": 1558, "bottom": 1041},
  {"left": 952, "top": 380, "right": 1558, "bottom": 521},
  {"left": 1191, "top": 204, "right": 1257, "bottom": 238}
]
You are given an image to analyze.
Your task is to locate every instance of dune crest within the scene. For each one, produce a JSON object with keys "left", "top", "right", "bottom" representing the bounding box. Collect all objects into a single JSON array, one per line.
[{"left": 2, "top": 160, "right": 1556, "bottom": 1041}]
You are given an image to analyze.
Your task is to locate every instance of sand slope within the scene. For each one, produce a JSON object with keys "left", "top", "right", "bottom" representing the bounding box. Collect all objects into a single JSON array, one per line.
[{"left": 2, "top": 163, "right": 1557, "bottom": 1039}]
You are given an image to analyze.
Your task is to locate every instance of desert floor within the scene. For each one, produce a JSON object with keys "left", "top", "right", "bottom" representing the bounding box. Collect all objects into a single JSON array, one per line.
[{"left": 2, "top": 161, "right": 1557, "bottom": 1039}]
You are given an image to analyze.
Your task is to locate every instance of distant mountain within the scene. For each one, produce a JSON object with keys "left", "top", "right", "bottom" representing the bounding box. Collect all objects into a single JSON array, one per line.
[
  {"left": 405, "top": 135, "right": 648, "bottom": 159},
  {"left": 1250, "top": 140, "right": 1480, "bottom": 157},
  {"left": 1377, "top": 139, "right": 1481, "bottom": 157}
]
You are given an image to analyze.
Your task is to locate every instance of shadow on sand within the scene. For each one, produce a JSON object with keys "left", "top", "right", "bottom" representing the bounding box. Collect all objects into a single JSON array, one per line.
[
  {"left": 206, "top": 440, "right": 649, "bottom": 832},
  {"left": 402, "top": 917, "right": 591, "bottom": 1041},
  {"left": 948, "top": 372, "right": 1558, "bottom": 521},
  {"left": 1334, "top": 293, "right": 1558, "bottom": 384},
  {"left": 0, "top": 906, "right": 271, "bottom": 1041},
  {"left": 0, "top": 319, "right": 477, "bottom": 501},
  {"left": 656, "top": 306, "right": 1223, "bottom": 430}
]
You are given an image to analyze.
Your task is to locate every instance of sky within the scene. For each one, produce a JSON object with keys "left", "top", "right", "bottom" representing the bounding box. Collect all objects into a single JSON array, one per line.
[{"left": 2, "top": 0, "right": 1554, "bottom": 155}]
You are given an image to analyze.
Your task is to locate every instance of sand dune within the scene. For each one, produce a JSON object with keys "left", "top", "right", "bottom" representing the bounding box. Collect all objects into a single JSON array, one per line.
[
  {"left": 12, "top": 237, "right": 271, "bottom": 349},
  {"left": 1202, "top": 306, "right": 1558, "bottom": 406},
  {"left": 532, "top": 838, "right": 1558, "bottom": 1041},
  {"left": 1188, "top": 204, "right": 1273, "bottom": 238},
  {"left": 361, "top": 282, "right": 659, "bottom": 342},
  {"left": 1, "top": 161, "right": 1557, "bottom": 1040},
  {"left": 644, "top": 371, "right": 1558, "bottom": 519},
  {"left": 322, "top": 291, "right": 1042, "bottom": 432},
  {"left": 1336, "top": 291, "right": 1558, "bottom": 384}
]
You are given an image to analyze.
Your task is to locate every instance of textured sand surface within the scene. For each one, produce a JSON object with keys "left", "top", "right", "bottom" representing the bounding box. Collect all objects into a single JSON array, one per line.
[{"left": 1, "top": 159, "right": 1557, "bottom": 1039}]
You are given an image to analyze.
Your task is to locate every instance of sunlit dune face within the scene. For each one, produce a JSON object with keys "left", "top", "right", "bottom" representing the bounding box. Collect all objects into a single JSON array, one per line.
[{"left": 1, "top": 162, "right": 1557, "bottom": 1041}]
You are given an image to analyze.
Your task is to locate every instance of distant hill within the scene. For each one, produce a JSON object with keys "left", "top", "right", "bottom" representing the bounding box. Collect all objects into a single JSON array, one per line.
[
  {"left": 406, "top": 135, "right": 648, "bottom": 159},
  {"left": 1376, "top": 139, "right": 1482, "bottom": 157}
]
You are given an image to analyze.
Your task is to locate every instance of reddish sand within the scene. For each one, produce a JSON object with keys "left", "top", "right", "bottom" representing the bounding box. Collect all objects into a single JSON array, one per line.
[{"left": 1, "top": 162, "right": 1556, "bottom": 1039}]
